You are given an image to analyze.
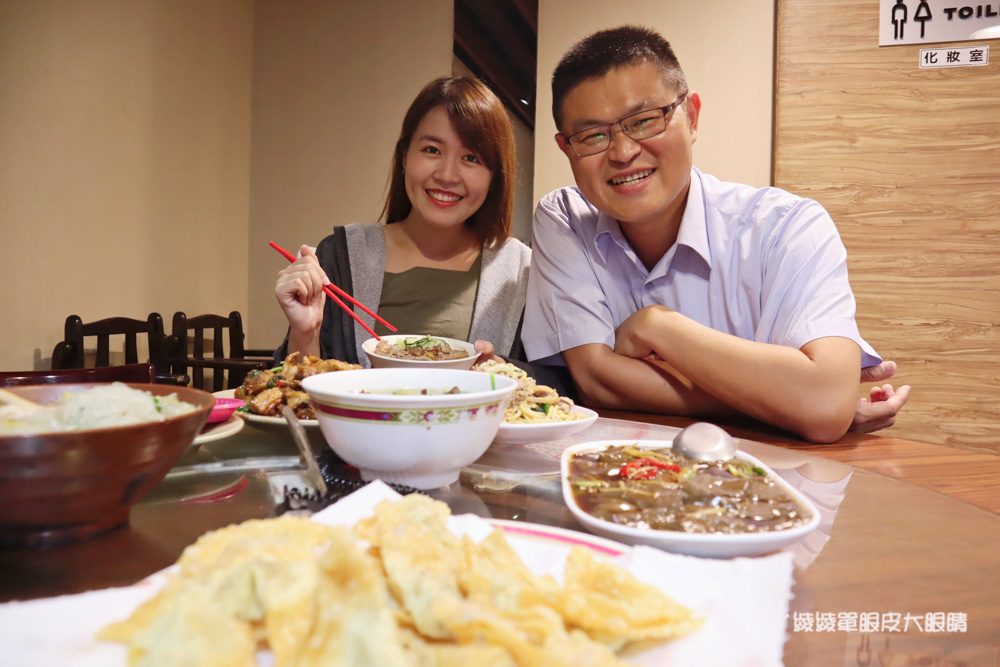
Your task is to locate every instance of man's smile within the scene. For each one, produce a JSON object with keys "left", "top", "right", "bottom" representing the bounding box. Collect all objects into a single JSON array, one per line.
[{"left": 609, "top": 168, "right": 655, "bottom": 186}]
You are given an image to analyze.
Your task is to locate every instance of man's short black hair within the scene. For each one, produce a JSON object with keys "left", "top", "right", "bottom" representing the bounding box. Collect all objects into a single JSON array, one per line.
[{"left": 552, "top": 25, "right": 688, "bottom": 131}]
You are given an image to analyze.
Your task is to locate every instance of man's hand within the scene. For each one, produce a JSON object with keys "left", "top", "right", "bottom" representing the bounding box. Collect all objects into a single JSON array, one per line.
[
  {"left": 860, "top": 360, "right": 896, "bottom": 384},
  {"left": 850, "top": 361, "right": 911, "bottom": 433},
  {"left": 613, "top": 306, "right": 666, "bottom": 360}
]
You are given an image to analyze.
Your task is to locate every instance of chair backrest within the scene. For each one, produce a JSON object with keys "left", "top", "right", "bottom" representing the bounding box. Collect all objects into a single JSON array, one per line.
[
  {"left": 169, "top": 311, "right": 267, "bottom": 392},
  {"left": 50, "top": 314, "right": 185, "bottom": 385},
  {"left": 171, "top": 311, "right": 246, "bottom": 362},
  {"left": 0, "top": 363, "right": 156, "bottom": 387}
]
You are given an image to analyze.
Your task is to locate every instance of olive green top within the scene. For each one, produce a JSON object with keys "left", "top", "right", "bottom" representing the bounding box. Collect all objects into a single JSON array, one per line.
[{"left": 373, "top": 253, "right": 482, "bottom": 342}]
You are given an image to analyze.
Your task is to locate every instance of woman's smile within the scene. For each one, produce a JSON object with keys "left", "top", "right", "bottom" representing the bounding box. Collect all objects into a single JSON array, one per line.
[{"left": 426, "top": 188, "right": 464, "bottom": 206}]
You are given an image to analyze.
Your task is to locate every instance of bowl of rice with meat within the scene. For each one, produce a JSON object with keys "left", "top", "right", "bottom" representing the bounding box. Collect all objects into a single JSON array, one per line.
[
  {"left": 363, "top": 334, "right": 480, "bottom": 370},
  {"left": 0, "top": 382, "right": 213, "bottom": 548}
]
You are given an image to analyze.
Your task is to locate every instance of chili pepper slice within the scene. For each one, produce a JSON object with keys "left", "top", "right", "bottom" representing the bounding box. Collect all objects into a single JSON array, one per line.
[{"left": 620, "top": 458, "right": 680, "bottom": 480}]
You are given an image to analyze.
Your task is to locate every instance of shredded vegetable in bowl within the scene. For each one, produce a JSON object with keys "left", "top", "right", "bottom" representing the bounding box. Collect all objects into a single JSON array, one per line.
[{"left": 0, "top": 382, "right": 197, "bottom": 436}]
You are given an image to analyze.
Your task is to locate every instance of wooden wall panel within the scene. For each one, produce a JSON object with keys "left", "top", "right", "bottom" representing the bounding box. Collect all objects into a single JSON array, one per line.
[{"left": 775, "top": 1, "right": 1000, "bottom": 453}]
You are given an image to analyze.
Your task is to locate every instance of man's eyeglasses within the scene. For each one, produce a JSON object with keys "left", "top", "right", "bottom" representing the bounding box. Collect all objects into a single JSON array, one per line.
[{"left": 563, "top": 93, "right": 688, "bottom": 157}]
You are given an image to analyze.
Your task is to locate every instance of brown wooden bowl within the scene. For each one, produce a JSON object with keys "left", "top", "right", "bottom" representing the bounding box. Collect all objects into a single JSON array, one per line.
[{"left": 0, "top": 383, "right": 213, "bottom": 548}]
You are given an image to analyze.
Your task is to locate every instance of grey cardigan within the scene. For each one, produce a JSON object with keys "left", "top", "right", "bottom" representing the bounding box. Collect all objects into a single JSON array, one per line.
[{"left": 275, "top": 223, "right": 531, "bottom": 367}]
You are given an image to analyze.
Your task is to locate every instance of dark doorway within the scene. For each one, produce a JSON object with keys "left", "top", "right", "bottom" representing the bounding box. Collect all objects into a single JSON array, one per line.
[{"left": 453, "top": 0, "right": 538, "bottom": 130}]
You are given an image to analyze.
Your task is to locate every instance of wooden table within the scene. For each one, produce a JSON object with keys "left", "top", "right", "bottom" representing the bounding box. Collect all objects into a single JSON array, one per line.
[{"left": 2, "top": 416, "right": 998, "bottom": 665}]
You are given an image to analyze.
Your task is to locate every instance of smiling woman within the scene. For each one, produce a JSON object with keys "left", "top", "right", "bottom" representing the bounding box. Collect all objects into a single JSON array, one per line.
[{"left": 272, "top": 77, "right": 531, "bottom": 370}]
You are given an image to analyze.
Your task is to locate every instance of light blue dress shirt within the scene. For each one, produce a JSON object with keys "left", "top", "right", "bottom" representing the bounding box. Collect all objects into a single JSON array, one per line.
[{"left": 523, "top": 168, "right": 881, "bottom": 368}]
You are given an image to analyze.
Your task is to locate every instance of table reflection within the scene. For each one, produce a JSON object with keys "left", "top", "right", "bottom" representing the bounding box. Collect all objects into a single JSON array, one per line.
[{"left": 0, "top": 416, "right": 997, "bottom": 664}]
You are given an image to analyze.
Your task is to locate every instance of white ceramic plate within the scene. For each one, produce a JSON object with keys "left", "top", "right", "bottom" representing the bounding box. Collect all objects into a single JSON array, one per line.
[
  {"left": 487, "top": 518, "right": 627, "bottom": 558},
  {"left": 493, "top": 406, "right": 598, "bottom": 445},
  {"left": 560, "top": 439, "right": 821, "bottom": 558},
  {"left": 362, "top": 334, "right": 481, "bottom": 370},
  {"left": 192, "top": 413, "right": 244, "bottom": 445},
  {"left": 240, "top": 412, "right": 319, "bottom": 427},
  {"left": 212, "top": 389, "right": 319, "bottom": 427}
]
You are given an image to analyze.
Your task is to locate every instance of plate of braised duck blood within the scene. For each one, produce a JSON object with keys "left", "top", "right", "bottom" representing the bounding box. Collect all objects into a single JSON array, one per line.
[{"left": 561, "top": 439, "right": 821, "bottom": 558}]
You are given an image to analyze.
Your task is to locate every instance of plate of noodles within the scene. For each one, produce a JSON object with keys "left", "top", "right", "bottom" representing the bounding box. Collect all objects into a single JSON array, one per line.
[
  {"left": 473, "top": 359, "right": 599, "bottom": 444},
  {"left": 494, "top": 405, "right": 598, "bottom": 444}
]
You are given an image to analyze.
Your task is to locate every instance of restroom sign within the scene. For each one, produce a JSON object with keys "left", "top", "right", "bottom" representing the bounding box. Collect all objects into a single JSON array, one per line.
[
  {"left": 919, "top": 44, "right": 990, "bottom": 66},
  {"left": 879, "top": 0, "right": 1000, "bottom": 45}
]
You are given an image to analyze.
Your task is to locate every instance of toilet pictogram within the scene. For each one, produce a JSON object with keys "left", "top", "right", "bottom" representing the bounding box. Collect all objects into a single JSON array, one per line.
[
  {"left": 892, "top": 0, "right": 934, "bottom": 40},
  {"left": 893, "top": 0, "right": 908, "bottom": 39},
  {"left": 914, "top": 1, "right": 932, "bottom": 38}
]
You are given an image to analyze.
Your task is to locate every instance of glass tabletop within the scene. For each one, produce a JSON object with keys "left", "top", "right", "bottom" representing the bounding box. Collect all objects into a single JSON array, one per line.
[{"left": 1, "top": 416, "right": 997, "bottom": 663}]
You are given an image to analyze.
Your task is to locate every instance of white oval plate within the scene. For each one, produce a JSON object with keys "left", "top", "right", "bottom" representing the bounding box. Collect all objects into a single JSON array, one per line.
[
  {"left": 560, "top": 439, "right": 821, "bottom": 558},
  {"left": 213, "top": 389, "right": 319, "bottom": 427},
  {"left": 493, "top": 406, "right": 598, "bottom": 445},
  {"left": 240, "top": 412, "right": 319, "bottom": 427},
  {"left": 192, "top": 413, "right": 244, "bottom": 445}
]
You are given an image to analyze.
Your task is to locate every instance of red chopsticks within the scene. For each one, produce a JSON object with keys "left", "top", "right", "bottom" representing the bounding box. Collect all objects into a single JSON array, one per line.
[{"left": 270, "top": 241, "right": 397, "bottom": 341}]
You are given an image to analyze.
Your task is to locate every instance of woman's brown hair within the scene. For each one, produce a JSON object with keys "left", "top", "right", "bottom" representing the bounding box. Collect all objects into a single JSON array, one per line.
[{"left": 380, "top": 77, "right": 515, "bottom": 247}]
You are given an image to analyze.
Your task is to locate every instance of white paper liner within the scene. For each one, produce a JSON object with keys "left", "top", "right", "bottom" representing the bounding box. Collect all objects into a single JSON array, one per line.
[{"left": 0, "top": 480, "right": 792, "bottom": 666}]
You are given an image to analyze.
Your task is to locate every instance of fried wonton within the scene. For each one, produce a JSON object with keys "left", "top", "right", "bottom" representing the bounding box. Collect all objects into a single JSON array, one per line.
[
  {"left": 559, "top": 547, "right": 705, "bottom": 650},
  {"left": 99, "top": 496, "right": 701, "bottom": 666},
  {"left": 99, "top": 517, "right": 412, "bottom": 667}
]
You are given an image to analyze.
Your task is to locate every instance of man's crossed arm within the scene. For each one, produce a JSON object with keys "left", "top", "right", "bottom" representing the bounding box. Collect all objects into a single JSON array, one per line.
[{"left": 563, "top": 305, "right": 909, "bottom": 443}]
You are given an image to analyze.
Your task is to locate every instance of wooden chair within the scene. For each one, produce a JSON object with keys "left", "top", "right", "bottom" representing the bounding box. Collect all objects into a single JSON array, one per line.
[
  {"left": 0, "top": 363, "right": 156, "bottom": 387},
  {"left": 168, "top": 311, "right": 271, "bottom": 392},
  {"left": 50, "top": 314, "right": 188, "bottom": 386}
]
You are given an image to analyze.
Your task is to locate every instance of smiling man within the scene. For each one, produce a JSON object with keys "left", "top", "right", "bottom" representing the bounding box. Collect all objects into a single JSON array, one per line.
[{"left": 523, "top": 25, "right": 910, "bottom": 442}]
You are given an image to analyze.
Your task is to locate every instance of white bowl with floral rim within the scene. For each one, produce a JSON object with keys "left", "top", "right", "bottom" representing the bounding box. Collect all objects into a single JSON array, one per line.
[{"left": 300, "top": 368, "right": 517, "bottom": 489}]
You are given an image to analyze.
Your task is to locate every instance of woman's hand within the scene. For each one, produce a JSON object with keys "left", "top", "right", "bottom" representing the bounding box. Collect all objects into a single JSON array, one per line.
[
  {"left": 474, "top": 340, "right": 497, "bottom": 363},
  {"left": 275, "top": 245, "right": 327, "bottom": 344}
]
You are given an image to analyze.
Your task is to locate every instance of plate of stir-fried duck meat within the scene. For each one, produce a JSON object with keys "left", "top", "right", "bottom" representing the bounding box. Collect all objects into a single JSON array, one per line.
[{"left": 228, "top": 352, "right": 361, "bottom": 424}]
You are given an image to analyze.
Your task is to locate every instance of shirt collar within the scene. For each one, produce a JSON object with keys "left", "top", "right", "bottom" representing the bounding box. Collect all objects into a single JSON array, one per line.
[
  {"left": 675, "top": 167, "right": 711, "bottom": 268},
  {"left": 594, "top": 207, "right": 630, "bottom": 263}
]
